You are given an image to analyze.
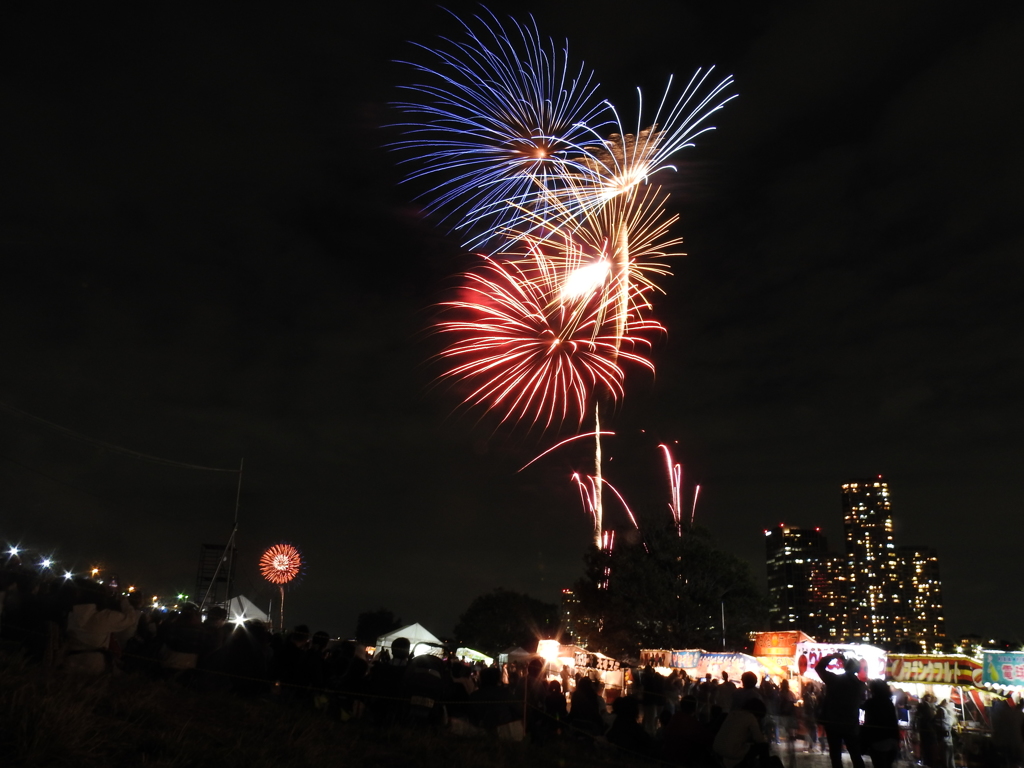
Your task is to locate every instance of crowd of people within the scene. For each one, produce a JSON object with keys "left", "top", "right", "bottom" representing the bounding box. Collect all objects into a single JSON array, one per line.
[{"left": 3, "top": 563, "right": 1024, "bottom": 767}]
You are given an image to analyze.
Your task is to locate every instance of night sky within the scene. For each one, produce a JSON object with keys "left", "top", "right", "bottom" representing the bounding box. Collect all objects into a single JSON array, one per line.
[{"left": 2, "top": 3, "right": 1021, "bottom": 643}]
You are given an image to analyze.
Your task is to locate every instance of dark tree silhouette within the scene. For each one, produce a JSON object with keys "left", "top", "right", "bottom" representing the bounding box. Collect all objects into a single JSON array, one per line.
[
  {"left": 571, "top": 525, "right": 767, "bottom": 658},
  {"left": 454, "top": 588, "right": 560, "bottom": 656},
  {"left": 355, "top": 608, "right": 403, "bottom": 646}
]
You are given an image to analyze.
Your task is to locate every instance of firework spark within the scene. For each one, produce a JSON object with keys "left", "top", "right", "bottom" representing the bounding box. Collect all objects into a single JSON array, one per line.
[
  {"left": 518, "top": 430, "right": 615, "bottom": 472},
  {"left": 571, "top": 472, "right": 641, "bottom": 533}
]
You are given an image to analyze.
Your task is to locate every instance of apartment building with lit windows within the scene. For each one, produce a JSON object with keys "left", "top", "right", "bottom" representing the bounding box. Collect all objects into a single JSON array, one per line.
[{"left": 765, "top": 477, "right": 946, "bottom": 650}]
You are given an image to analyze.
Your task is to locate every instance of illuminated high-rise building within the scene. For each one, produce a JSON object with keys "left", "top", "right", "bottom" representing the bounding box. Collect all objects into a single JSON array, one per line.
[
  {"left": 898, "top": 545, "right": 946, "bottom": 652},
  {"left": 842, "top": 477, "right": 902, "bottom": 645},
  {"left": 560, "top": 588, "right": 580, "bottom": 643},
  {"left": 764, "top": 524, "right": 828, "bottom": 634},
  {"left": 810, "top": 552, "right": 852, "bottom": 641},
  {"left": 761, "top": 477, "right": 945, "bottom": 648}
]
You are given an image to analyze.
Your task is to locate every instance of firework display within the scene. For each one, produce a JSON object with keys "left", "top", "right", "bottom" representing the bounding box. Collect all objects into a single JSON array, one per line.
[
  {"left": 397, "top": 9, "right": 731, "bottom": 545},
  {"left": 260, "top": 543, "right": 302, "bottom": 631},
  {"left": 260, "top": 543, "right": 302, "bottom": 585}
]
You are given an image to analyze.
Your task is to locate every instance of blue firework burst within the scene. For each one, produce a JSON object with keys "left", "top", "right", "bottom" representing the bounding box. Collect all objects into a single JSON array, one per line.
[{"left": 391, "top": 8, "right": 612, "bottom": 249}]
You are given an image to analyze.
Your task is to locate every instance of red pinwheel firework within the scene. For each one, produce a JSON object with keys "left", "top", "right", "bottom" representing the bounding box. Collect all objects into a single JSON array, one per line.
[
  {"left": 260, "top": 543, "right": 302, "bottom": 585},
  {"left": 260, "top": 543, "right": 301, "bottom": 631}
]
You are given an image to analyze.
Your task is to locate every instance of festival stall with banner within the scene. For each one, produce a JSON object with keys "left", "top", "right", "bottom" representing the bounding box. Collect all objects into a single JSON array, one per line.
[
  {"left": 574, "top": 649, "right": 627, "bottom": 699},
  {"left": 980, "top": 650, "right": 1024, "bottom": 696},
  {"left": 795, "top": 641, "right": 887, "bottom": 682},
  {"left": 752, "top": 630, "right": 814, "bottom": 680},
  {"left": 886, "top": 654, "right": 989, "bottom": 730},
  {"left": 640, "top": 649, "right": 773, "bottom": 682}
]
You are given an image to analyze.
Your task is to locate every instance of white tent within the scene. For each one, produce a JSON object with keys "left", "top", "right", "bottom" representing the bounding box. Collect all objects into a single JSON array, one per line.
[
  {"left": 374, "top": 623, "right": 443, "bottom": 658},
  {"left": 227, "top": 595, "right": 269, "bottom": 624}
]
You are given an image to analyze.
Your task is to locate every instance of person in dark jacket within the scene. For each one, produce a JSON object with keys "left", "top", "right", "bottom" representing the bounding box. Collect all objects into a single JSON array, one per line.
[
  {"left": 814, "top": 652, "right": 866, "bottom": 768},
  {"left": 861, "top": 679, "right": 900, "bottom": 768},
  {"left": 607, "top": 695, "right": 654, "bottom": 756}
]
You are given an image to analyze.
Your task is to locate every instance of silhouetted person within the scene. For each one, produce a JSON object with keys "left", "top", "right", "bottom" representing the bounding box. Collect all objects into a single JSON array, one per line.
[
  {"left": 733, "top": 671, "right": 763, "bottom": 712},
  {"left": 469, "top": 666, "right": 520, "bottom": 734},
  {"left": 367, "top": 636, "right": 410, "bottom": 725},
  {"left": 567, "top": 676, "right": 606, "bottom": 736},
  {"left": 225, "top": 619, "right": 273, "bottom": 697},
  {"left": 662, "top": 696, "right": 713, "bottom": 766},
  {"left": 62, "top": 580, "right": 139, "bottom": 674},
  {"left": 606, "top": 694, "right": 654, "bottom": 757},
  {"left": 815, "top": 652, "right": 866, "bottom": 768},
  {"left": 641, "top": 665, "right": 667, "bottom": 734},
  {"left": 713, "top": 697, "right": 770, "bottom": 768},
  {"left": 715, "top": 670, "right": 737, "bottom": 713},
  {"left": 861, "top": 679, "right": 900, "bottom": 768}
]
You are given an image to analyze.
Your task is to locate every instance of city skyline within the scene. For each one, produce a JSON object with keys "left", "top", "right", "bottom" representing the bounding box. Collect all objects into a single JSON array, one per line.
[{"left": 766, "top": 477, "right": 948, "bottom": 651}]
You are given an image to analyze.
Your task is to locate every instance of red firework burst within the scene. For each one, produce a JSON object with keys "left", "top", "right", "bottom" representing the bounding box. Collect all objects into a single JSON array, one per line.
[
  {"left": 259, "top": 543, "right": 302, "bottom": 586},
  {"left": 436, "top": 250, "right": 661, "bottom": 430}
]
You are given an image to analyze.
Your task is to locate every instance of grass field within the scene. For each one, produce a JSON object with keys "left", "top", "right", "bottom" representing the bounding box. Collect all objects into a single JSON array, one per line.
[{"left": 0, "top": 651, "right": 652, "bottom": 768}]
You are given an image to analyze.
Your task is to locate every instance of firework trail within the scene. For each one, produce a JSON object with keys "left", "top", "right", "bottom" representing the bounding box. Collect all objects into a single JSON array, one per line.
[
  {"left": 658, "top": 443, "right": 701, "bottom": 533},
  {"left": 571, "top": 471, "right": 642, "bottom": 537},
  {"left": 659, "top": 443, "right": 682, "bottom": 533}
]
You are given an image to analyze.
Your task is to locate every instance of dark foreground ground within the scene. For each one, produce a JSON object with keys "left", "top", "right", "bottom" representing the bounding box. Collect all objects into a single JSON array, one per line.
[{"left": 0, "top": 651, "right": 652, "bottom": 768}]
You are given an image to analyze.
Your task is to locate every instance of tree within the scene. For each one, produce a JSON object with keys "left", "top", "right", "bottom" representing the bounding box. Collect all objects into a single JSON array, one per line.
[
  {"left": 571, "top": 525, "right": 767, "bottom": 658},
  {"left": 454, "top": 588, "right": 560, "bottom": 657},
  {"left": 355, "top": 608, "right": 403, "bottom": 646}
]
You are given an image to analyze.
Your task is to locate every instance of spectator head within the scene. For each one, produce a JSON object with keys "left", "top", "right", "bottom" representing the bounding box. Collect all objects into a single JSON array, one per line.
[
  {"left": 528, "top": 657, "right": 544, "bottom": 679},
  {"left": 843, "top": 656, "right": 860, "bottom": 675},
  {"left": 741, "top": 671, "right": 758, "bottom": 689},
  {"left": 869, "top": 679, "right": 890, "bottom": 699},
  {"left": 743, "top": 697, "right": 768, "bottom": 720},
  {"left": 479, "top": 666, "right": 501, "bottom": 687},
  {"left": 721, "top": 671, "right": 729, "bottom": 682},
  {"left": 612, "top": 694, "right": 641, "bottom": 721},
  {"left": 391, "top": 637, "right": 410, "bottom": 661}
]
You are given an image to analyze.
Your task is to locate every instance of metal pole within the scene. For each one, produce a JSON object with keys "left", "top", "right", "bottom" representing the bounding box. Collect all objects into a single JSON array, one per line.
[
  {"left": 721, "top": 601, "right": 726, "bottom": 650},
  {"left": 198, "top": 458, "right": 243, "bottom": 611}
]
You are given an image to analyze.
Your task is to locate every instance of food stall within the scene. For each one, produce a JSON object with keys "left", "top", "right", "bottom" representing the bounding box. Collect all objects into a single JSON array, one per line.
[
  {"left": 795, "top": 641, "right": 887, "bottom": 682},
  {"left": 640, "top": 648, "right": 773, "bottom": 682}
]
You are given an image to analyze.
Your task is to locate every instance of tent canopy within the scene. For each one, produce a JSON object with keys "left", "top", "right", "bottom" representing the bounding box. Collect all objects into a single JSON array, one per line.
[
  {"left": 227, "top": 595, "right": 269, "bottom": 624},
  {"left": 374, "top": 623, "right": 442, "bottom": 656}
]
